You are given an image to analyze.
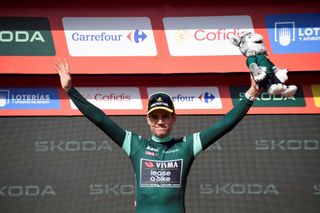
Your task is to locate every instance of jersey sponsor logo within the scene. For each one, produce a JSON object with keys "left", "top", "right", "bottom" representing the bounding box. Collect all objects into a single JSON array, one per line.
[
  {"left": 145, "top": 151, "right": 156, "bottom": 156},
  {"left": 62, "top": 17, "right": 157, "bottom": 56},
  {"left": 140, "top": 159, "right": 183, "bottom": 188},
  {"left": 147, "top": 87, "right": 222, "bottom": 110},
  {"left": 163, "top": 15, "right": 253, "bottom": 56},
  {"left": 265, "top": 13, "right": 320, "bottom": 53},
  {"left": 0, "top": 17, "right": 55, "bottom": 56},
  {"left": 0, "top": 88, "right": 60, "bottom": 109},
  {"left": 145, "top": 145, "right": 158, "bottom": 156}
]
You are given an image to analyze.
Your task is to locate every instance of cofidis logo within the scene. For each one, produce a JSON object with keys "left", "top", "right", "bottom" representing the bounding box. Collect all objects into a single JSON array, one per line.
[
  {"left": 265, "top": 13, "right": 320, "bottom": 53},
  {"left": 0, "top": 17, "right": 55, "bottom": 56},
  {"left": 69, "top": 87, "right": 142, "bottom": 110},
  {"left": 0, "top": 88, "right": 60, "bottom": 109},
  {"left": 163, "top": 16, "right": 254, "bottom": 56},
  {"left": 62, "top": 17, "right": 157, "bottom": 56}
]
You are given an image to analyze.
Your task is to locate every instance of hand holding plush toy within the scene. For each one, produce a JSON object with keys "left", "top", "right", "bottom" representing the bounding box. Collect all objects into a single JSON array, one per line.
[{"left": 228, "top": 32, "right": 297, "bottom": 97}]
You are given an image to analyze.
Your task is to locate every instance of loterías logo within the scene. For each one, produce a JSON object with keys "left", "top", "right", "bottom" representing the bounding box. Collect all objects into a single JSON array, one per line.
[
  {"left": 0, "top": 90, "right": 9, "bottom": 107},
  {"left": 266, "top": 13, "right": 320, "bottom": 54}
]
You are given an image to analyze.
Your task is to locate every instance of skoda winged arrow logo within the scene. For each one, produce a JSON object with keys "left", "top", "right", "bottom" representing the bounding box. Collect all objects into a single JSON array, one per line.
[
  {"left": 198, "top": 92, "right": 215, "bottom": 103},
  {"left": 127, "top": 30, "right": 147, "bottom": 43}
]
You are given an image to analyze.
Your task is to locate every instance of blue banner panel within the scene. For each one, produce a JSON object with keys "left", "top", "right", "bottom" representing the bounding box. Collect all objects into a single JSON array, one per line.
[
  {"left": 265, "top": 13, "right": 320, "bottom": 54},
  {"left": 0, "top": 88, "right": 60, "bottom": 109}
]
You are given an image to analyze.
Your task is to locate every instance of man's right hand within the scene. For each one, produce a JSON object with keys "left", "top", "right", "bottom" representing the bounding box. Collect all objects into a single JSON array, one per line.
[{"left": 55, "top": 58, "right": 72, "bottom": 92}]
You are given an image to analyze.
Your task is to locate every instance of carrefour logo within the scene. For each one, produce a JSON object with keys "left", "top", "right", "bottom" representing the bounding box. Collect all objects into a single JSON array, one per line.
[
  {"left": 70, "top": 29, "right": 147, "bottom": 44},
  {"left": 127, "top": 30, "right": 147, "bottom": 43},
  {"left": 266, "top": 13, "right": 320, "bottom": 53},
  {"left": 172, "top": 92, "right": 215, "bottom": 104},
  {"left": 0, "top": 17, "right": 55, "bottom": 56},
  {"left": 147, "top": 87, "right": 222, "bottom": 110},
  {"left": 63, "top": 17, "right": 157, "bottom": 56},
  {"left": 0, "top": 88, "right": 60, "bottom": 109},
  {"left": 198, "top": 92, "right": 215, "bottom": 103}
]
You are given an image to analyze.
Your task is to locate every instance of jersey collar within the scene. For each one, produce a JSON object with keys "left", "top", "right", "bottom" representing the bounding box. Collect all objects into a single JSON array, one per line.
[{"left": 152, "top": 135, "right": 173, "bottom": 143}]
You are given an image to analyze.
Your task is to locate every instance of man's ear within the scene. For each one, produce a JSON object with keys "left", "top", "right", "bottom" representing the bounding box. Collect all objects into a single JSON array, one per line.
[
  {"left": 228, "top": 34, "right": 241, "bottom": 46},
  {"left": 172, "top": 113, "right": 177, "bottom": 123},
  {"left": 146, "top": 115, "right": 151, "bottom": 125}
]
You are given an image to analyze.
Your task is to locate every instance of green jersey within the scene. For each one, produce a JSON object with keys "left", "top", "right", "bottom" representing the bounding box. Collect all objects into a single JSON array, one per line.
[
  {"left": 67, "top": 87, "right": 253, "bottom": 213},
  {"left": 246, "top": 54, "right": 276, "bottom": 75}
]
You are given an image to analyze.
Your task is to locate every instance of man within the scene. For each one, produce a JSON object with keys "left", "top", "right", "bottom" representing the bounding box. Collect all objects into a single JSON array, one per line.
[{"left": 55, "top": 58, "right": 259, "bottom": 213}]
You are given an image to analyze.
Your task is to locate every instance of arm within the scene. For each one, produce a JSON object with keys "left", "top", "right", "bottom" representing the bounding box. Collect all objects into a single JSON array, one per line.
[
  {"left": 198, "top": 76, "right": 260, "bottom": 151},
  {"left": 55, "top": 59, "right": 126, "bottom": 147}
]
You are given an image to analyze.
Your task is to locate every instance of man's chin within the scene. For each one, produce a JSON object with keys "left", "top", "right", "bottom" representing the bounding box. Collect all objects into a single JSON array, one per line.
[{"left": 155, "top": 132, "right": 168, "bottom": 138}]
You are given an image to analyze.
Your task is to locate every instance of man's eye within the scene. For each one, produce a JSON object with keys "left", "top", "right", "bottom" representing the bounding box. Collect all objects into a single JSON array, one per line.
[
  {"left": 150, "top": 115, "right": 159, "bottom": 120},
  {"left": 162, "top": 114, "right": 170, "bottom": 119}
]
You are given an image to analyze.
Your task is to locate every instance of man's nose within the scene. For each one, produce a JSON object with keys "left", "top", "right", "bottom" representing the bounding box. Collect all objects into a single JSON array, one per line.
[{"left": 157, "top": 118, "right": 165, "bottom": 124}]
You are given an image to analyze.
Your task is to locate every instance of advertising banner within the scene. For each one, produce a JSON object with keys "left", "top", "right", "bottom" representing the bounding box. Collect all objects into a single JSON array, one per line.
[
  {"left": 0, "top": 84, "right": 319, "bottom": 116},
  {"left": 0, "top": 5, "right": 319, "bottom": 74},
  {"left": 0, "top": 115, "right": 319, "bottom": 212}
]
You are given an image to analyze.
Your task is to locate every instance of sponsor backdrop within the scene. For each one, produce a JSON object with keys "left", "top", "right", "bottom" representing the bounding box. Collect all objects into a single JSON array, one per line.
[
  {"left": 0, "top": 82, "right": 319, "bottom": 116},
  {"left": 0, "top": 2, "right": 319, "bottom": 212},
  {"left": 1, "top": 4, "right": 320, "bottom": 74},
  {"left": 0, "top": 115, "right": 319, "bottom": 212}
]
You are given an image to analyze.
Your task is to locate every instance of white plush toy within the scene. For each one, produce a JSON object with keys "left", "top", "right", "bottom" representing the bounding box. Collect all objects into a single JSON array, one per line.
[{"left": 228, "top": 31, "right": 297, "bottom": 97}]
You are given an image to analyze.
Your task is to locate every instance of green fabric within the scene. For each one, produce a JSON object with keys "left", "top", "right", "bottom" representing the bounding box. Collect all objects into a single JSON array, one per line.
[
  {"left": 122, "top": 130, "right": 132, "bottom": 156},
  {"left": 246, "top": 54, "right": 276, "bottom": 74},
  {"left": 68, "top": 87, "right": 253, "bottom": 213}
]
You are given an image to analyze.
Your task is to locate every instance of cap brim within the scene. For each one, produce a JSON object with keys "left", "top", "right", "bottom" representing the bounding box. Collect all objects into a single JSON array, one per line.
[{"left": 147, "top": 106, "right": 174, "bottom": 114}]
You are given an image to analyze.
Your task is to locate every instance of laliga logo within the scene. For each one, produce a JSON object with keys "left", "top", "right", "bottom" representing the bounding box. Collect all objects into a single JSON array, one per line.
[
  {"left": 127, "top": 30, "right": 147, "bottom": 43},
  {"left": 198, "top": 92, "right": 215, "bottom": 103}
]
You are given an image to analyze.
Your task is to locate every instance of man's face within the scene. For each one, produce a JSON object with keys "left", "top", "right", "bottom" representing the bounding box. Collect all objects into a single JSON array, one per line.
[{"left": 146, "top": 109, "right": 177, "bottom": 138}]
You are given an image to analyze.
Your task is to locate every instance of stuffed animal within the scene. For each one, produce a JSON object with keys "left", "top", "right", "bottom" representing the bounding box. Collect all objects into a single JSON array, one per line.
[{"left": 228, "top": 31, "right": 297, "bottom": 97}]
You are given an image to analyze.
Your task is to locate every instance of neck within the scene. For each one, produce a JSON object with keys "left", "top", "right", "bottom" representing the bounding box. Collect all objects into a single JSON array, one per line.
[{"left": 152, "top": 135, "right": 172, "bottom": 143}]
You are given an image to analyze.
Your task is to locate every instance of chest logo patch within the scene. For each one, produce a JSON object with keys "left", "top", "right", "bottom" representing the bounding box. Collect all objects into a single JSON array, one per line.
[{"left": 140, "top": 158, "right": 183, "bottom": 188}]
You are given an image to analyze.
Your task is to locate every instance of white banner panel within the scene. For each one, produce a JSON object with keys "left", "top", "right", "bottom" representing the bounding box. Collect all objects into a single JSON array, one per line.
[
  {"left": 70, "top": 87, "right": 142, "bottom": 109},
  {"left": 63, "top": 17, "right": 157, "bottom": 56},
  {"left": 147, "top": 87, "right": 222, "bottom": 110},
  {"left": 163, "top": 15, "right": 254, "bottom": 56}
]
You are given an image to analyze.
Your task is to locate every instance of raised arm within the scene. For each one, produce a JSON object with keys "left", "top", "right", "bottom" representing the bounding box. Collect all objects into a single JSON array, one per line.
[
  {"left": 198, "top": 75, "right": 260, "bottom": 151},
  {"left": 55, "top": 59, "right": 126, "bottom": 147}
]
